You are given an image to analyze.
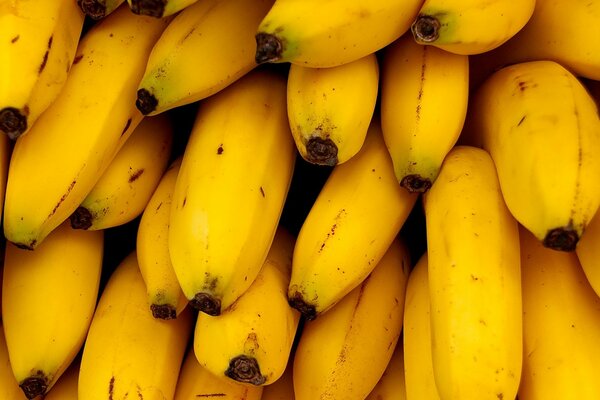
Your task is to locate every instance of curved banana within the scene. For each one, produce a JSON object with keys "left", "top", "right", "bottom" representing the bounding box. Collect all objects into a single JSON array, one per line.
[
  {"left": 288, "top": 119, "right": 418, "bottom": 320},
  {"left": 174, "top": 348, "right": 264, "bottom": 400},
  {"left": 0, "top": 132, "right": 11, "bottom": 219},
  {"left": 77, "top": 0, "right": 125, "bottom": 20},
  {"left": 519, "top": 226, "right": 600, "bottom": 399},
  {"left": 402, "top": 253, "right": 440, "bottom": 400},
  {"left": 70, "top": 114, "right": 173, "bottom": 231},
  {"left": 254, "top": 0, "right": 424, "bottom": 68},
  {"left": 261, "top": 357, "right": 294, "bottom": 400},
  {"left": 0, "top": 322, "right": 27, "bottom": 400},
  {"left": 423, "top": 145, "right": 522, "bottom": 400},
  {"left": 79, "top": 251, "right": 193, "bottom": 400},
  {"left": 411, "top": 0, "right": 535, "bottom": 55},
  {"left": 0, "top": 0, "right": 84, "bottom": 139},
  {"left": 381, "top": 33, "right": 469, "bottom": 192},
  {"left": 194, "top": 228, "right": 300, "bottom": 386},
  {"left": 137, "top": 157, "right": 187, "bottom": 320},
  {"left": 135, "top": 0, "right": 274, "bottom": 116},
  {"left": 576, "top": 209, "right": 600, "bottom": 297},
  {"left": 287, "top": 53, "right": 379, "bottom": 166},
  {"left": 293, "top": 239, "right": 410, "bottom": 400},
  {"left": 3, "top": 6, "right": 171, "bottom": 250},
  {"left": 1, "top": 221, "right": 103, "bottom": 399},
  {"left": 169, "top": 68, "right": 296, "bottom": 316},
  {"left": 128, "top": 0, "right": 199, "bottom": 18},
  {"left": 44, "top": 359, "right": 79, "bottom": 400},
  {"left": 469, "top": 60, "right": 600, "bottom": 252},
  {"left": 365, "top": 340, "right": 407, "bottom": 400}
]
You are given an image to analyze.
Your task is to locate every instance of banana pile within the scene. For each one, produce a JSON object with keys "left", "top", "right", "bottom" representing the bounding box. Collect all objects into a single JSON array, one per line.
[{"left": 1, "top": 0, "right": 599, "bottom": 399}]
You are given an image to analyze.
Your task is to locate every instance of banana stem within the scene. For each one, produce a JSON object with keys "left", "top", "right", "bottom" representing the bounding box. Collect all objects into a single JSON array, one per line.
[
  {"left": 255, "top": 33, "right": 283, "bottom": 64},
  {"left": 225, "top": 355, "right": 267, "bottom": 386},
  {"left": 411, "top": 15, "right": 441, "bottom": 44},
  {"left": 0, "top": 107, "right": 27, "bottom": 140}
]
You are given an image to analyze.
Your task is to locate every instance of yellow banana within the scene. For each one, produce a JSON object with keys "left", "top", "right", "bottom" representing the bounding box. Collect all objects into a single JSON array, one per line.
[
  {"left": 128, "top": 0, "right": 199, "bottom": 18},
  {"left": 137, "top": 157, "right": 187, "bottom": 320},
  {"left": 77, "top": 0, "right": 125, "bottom": 19},
  {"left": 3, "top": 6, "right": 171, "bottom": 250},
  {"left": 79, "top": 251, "right": 193, "bottom": 400},
  {"left": 411, "top": 0, "right": 535, "bottom": 55},
  {"left": 1, "top": 221, "right": 103, "bottom": 399},
  {"left": 135, "top": 0, "right": 274, "bottom": 116},
  {"left": 174, "top": 348, "right": 264, "bottom": 400},
  {"left": 423, "top": 145, "right": 522, "bottom": 400},
  {"left": 169, "top": 68, "right": 296, "bottom": 316},
  {"left": 469, "top": 60, "right": 600, "bottom": 251},
  {"left": 402, "top": 253, "right": 440, "bottom": 400},
  {"left": 261, "top": 357, "right": 294, "bottom": 400},
  {"left": 287, "top": 53, "right": 379, "bottom": 166},
  {"left": 194, "top": 228, "right": 300, "bottom": 386},
  {"left": 0, "top": 322, "right": 27, "bottom": 400},
  {"left": 255, "top": 0, "right": 424, "bottom": 67},
  {"left": 293, "top": 239, "right": 410, "bottom": 400},
  {"left": 44, "top": 359, "right": 79, "bottom": 400},
  {"left": 69, "top": 114, "right": 173, "bottom": 231},
  {"left": 0, "top": 132, "right": 11, "bottom": 219},
  {"left": 576, "top": 208, "right": 600, "bottom": 297},
  {"left": 288, "top": 119, "right": 418, "bottom": 320},
  {"left": 365, "top": 340, "right": 407, "bottom": 400},
  {"left": 381, "top": 33, "right": 469, "bottom": 192},
  {"left": 0, "top": 0, "right": 84, "bottom": 139},
  {"left": 519, "top": 225, "right": 600, "bottom": 399}
]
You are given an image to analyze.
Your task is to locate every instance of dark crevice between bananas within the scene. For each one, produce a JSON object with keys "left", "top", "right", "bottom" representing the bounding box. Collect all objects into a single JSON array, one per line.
[
  {"left": 136, "top": 89, "right": 159, "bottom": 115},
  {"left": 0, "top": 107, "right": 27, "bottom": 140},
  {"left": 401, "top": 174, "right": 433, "bottom": 193},
  {"left": 77, "top": 0, "right": 107, "bottom": 20},
  {"left": 20, "top": 371, "right": 49, "bottom": 399},
  {"left": 255, "top": 33, "right": 283, "bottom": 64},
  {"left": 130, "top": 0, "right": 167, "bottom": 18},
  {"left": 191, "top": 292, "right": 221, "bottom": 316},
  {"left": 411, "top": 15, "right": 441, "bottom": 43},
  {"left": 225, "top": 355, "right": 267, "bottom": 386},
  {"left": 306, "top": 137, "right": 338, "bottom": 166}
]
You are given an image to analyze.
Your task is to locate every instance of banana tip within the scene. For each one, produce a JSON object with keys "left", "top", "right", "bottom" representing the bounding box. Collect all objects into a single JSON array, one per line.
[
  {"left": 255, "top": 33, "right": 283, "bottom": 64},
  {"left": 400, "top": 174, "right": 432, "bottom": 193},
  {"left": 190, "top": 292, "right": 221, "bottom": 316},
  {"left": 77, "top": 0, "right": 107, "bottom": 20},
  {"left": 543, "top": 226, "right": 579, "bottom": 252},
  {"left": 150, "top": 303, "right": 177, "bottom": 320},
  {"left": 70, "top": 206, "right": 93, "bottom": 230},
  {"left": 0, "top": 107, "right": 27, "bottom": 140},
  {"left": 288, "top": 292, "right": 317, "bottom": 321},
  {"left": 411, "top": 15, "right": 440, "bottom": 44},
  {"left": 225, "top": 355, "right": 267, "bottom": 386},
  {"left": 306, "top": 137, "right": 338, "bottom": 166},
  {"left": 136, "top": 89, "right": 158, "bottom": 115},
  {"left": 129, "top": 0, "right": 165, "bottom": 18},
  {"left": 20, "top": 372, "right": 49, "bottom": 399}
]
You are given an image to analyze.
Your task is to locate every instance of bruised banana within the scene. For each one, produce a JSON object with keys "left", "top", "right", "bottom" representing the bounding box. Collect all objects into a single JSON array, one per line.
[
  {"left": 77, "top": 0, "right": 125, "bottom": 20},
  {"left": 287, "top": 53, "right": 379, "bottom": 166},
  {"left": 128, "top": 0, "right": 199, "bottom": 18},
  {"left": 0, "top": 0, "right": 84, "bottom": 139},
  {"left": 365, "top": 340, "right": 407, "bottom": 400},
  {"left": 3, "top": 5, "right": 171, "bottom": 250}
]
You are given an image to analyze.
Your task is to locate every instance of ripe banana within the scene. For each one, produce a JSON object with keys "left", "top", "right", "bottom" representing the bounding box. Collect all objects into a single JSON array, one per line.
[
  {"left": 174, "top": 348, "right": 264, "bottom": 400},
  {"left": 135, "top": 0, "right": 274, "bottom": 116},
  {"left": 402, "top": 253, "right": 440, "bottom": 400},
  {"left": 519, "top": 225, "right": 600, "bottom": 399},
  {"left": 128, "top": 0, "right": 199, "bottom": 18},
  {"left": 0, "top": 322, "right": 27, "bottom": 400},
  {"left": 381, "top": 33, "right": 469, "bottom": 192},
  {"left": 77, "top": 0, "right": 125, "bottom": 19},
  {"left": 576, "top": 209, "right": 600, "bottom": 297},
  {"left": 293, "top": 239, "right": 410, "bottom": 400},
  {"left": 469, "top": 60, "right": 600, "bottom": 252},
  {"left": 365, "top": 340, "right": 407, "bottom": 400},
  {"left": 0, "top": 132, "right": 11, "bottom": 218},
  {"left": 137, "top": 157, "right": 187, "bottom": 320},
  {"left": 194, "top": 228, "right": 300, "bottom": 386},
  {"left": 44, "top": 359, "right": 79, "bottom": 400},
  {"left": 288, "top": 119, "right": 418, "bottom": 320},
  {"left": 2, "top": 221, "right": 103, "bottom": 399},
  {"left": 411, "top": 0, "right": 535, "bottom": 55},
  {"left": 169, "top": 68, "right": 296, "bottom": 316},
  {"left": 254, "top": 0, "right": 424, "bottom": 68},
  {"left": 423, "top": 145, "right": 522, "bottom": 400},
  {"left": 287, "top": 53, "right": 379, "bottom": 166},
  {"left": 69, "top": 114, "right": 173, "bottom": 231},
  {"left": 0, "top": 0, "right": 84, "bottom": 139},
  {"left": 3, "top": 5, "right": 171, "bottom": 250},
  {"left": 79, "top": 251, "right": 193, "bottom": 400},
  {"left": 261, "top": 357, "right": 294, "bottom": 400}
]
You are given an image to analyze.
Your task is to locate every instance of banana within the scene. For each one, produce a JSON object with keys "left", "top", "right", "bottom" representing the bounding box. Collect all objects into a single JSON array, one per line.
[
  {"left": 402, "top": 253, "right": 440, "bottom": 400},
  {"left": 3, "top": 5, "right": 171, "bottom": 250},
  {"left": 1, "top": 221, "right": 103, "bottom": 399},
  {"left": 293, "top": 238, "right": 410, "bottom": 400},
  {"left": 261, "top": 357, "right": 294, "bottom": 400},
  {"left": 137, "top": 157, "right": 187, "bottom": 320},
  {"left": 128, "top": 0, "right": 199, "bottom": 18},
  {"left": 69, "top": 114, "right": 173, "bottom": 231},
  {"left": 77, "top": 0, "right": 125, "bottom": 19},
  {"left": 0, "top": 322, "right": 27, "bottom": 400},
  {"left": 169, "top": 68, "right": 296, "bottom": 316},
  {"left": 380, "top": 33, "right": 469, "bottom": 193},
  {"left": 194, "top": 228, "right": 300, "bottom": 386},
  {"left": 174, "top": 347, "right": 264, "bottom": 400},
  {"left": 135, "top": 0, "right": 274, "bottom": 116},
  {"left": 410, "top": 0, "right": 535, "bottom": 55},
  {"left": 365, "top": 339, "right": 407, "bottom": 400},
  {"left": 0, "top": 132, "right": 11, "bottom": 219},
  {"left": 423, "top": 145, "right": 522, "bottom": 400},
  {"left": 576, "top": 208, "right": 600, "bottom": 297},
  {"left": 44, "top": 359, "right": 79, "bottom": 400},
  {"left": 255, "top": 0, "right": 424, "bottom": 68},
  {"left": 288, "top": 119, "right": 418, "bottom": 320},
  {"left": 79, "top": 251, "right": 193, "bottom": 400},
  {"left": 468, "top": 60, "right": 600, "bottom": 252},
  {"left": 0, "top": 0, "right": 84, "bottom": 139},
  {"left": 519, "top": 225, "right": 600, "bottom": 399},
  {"left": 287, "top": 53, "right": 379, "bottom": 166}
]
